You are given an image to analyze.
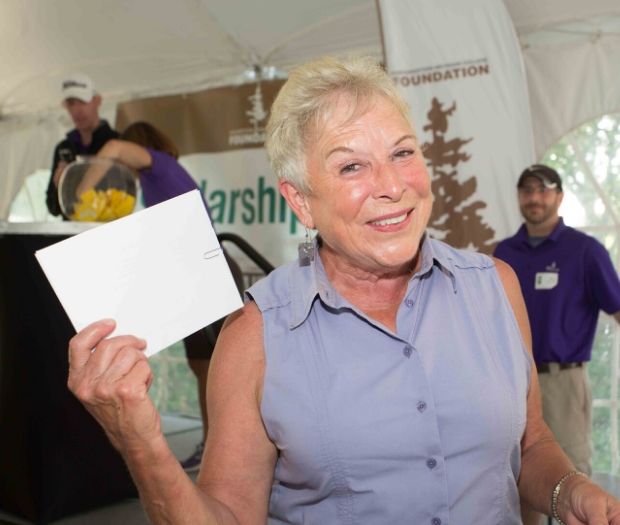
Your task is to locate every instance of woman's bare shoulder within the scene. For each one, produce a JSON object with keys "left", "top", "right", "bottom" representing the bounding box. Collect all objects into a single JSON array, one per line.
[
  {"left": 218, "top": 301, "right": 263, "bottom": 355},
  {"left": 492, "top": 256, "right": 520, "bottom": 296},
  {"left": 208, "top": 301, "right": 265, "bottom": 396}
]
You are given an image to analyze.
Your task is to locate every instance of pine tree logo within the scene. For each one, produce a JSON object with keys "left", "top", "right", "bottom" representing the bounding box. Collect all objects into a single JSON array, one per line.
[
  {"left": 246, "top": 84, "right": 268, "bottom": 131},
  {"left": 229, "top": 83, "right": 269, "bottom": 147},
  {"left": 422, "top": 97, "right": 496, "bottom": 252}
]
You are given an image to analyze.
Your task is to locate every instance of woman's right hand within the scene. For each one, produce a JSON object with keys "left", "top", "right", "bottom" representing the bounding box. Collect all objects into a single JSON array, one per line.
[{"left": 67, "top": 319, "right": 161, "bottom": 454}]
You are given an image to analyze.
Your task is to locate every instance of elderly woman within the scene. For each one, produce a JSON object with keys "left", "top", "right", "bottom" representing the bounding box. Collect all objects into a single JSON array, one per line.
[{"left": 68, "top": 57, "right": 620, "bottom": 524}]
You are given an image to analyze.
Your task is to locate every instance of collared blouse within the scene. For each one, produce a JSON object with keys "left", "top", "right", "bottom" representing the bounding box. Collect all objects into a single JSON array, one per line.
[{"left": 248, "top": 236, "right": 531, "bottom": 525}]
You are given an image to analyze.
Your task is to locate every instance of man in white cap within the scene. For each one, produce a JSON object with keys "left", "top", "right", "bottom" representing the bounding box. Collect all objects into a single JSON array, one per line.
[{"left": 45, "top": 73, "right": 119, "bottom": 218}]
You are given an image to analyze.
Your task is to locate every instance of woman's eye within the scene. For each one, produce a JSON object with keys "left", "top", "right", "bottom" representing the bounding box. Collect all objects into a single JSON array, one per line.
[
  {"left": 340, "top": 163, "right": 361, "bottom": 174},
  {"left": 393, "top": 149, "right": 415, "bottom": 159}
]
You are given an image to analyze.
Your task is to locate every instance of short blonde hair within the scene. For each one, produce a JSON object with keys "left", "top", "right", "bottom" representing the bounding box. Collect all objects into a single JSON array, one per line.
[{"left": 266, "top": 56, "right": 411, "bottom": 192}]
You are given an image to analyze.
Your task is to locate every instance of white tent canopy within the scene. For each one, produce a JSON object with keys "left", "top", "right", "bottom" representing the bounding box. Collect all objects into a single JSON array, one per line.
[{"left": 1, "top": 0, "right": 619, "bottom": 218}]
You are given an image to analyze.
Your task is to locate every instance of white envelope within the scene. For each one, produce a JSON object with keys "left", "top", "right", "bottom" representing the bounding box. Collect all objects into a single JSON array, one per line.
[{"left": 35, "top": 190, "right": 243, "bottom": 356}]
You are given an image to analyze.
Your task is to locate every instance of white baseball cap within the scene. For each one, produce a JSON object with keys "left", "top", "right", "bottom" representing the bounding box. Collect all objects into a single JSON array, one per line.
[{"left": 61, "top": 73, "right": 96, "bottom": 103}]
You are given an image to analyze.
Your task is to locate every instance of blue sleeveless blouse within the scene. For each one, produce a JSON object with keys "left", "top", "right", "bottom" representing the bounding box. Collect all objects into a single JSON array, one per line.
[{"left": 247, "top": 237, "right": 531, "bottom": 525}]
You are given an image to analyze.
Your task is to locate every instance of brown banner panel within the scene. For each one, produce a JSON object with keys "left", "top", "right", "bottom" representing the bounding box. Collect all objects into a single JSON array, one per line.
[{"left": 115, "top": 80, "right": 286, "bottom": 156}]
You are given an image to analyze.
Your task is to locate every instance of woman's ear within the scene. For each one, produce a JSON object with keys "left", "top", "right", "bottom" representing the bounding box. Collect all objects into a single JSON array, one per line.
[{"left": 279, "top": 180, "right": 314, "bottom": 229}]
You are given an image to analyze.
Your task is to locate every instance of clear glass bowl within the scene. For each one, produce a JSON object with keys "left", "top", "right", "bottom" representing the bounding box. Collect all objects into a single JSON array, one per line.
[{"left": 59, "top": 158, "right": 137, "bottom": 222}]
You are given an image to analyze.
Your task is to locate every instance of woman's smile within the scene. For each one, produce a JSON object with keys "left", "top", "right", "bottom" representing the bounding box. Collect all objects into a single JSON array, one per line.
[{"left": 368, "top": 208, "right": 412, "bottom": 229}]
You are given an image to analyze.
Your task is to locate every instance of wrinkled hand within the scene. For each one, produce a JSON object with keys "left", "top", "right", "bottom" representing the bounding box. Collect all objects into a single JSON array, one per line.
[
  {"left": 67, "top": 319, "right": 161, "bottom": 454},
  {"left": 561, "top": 475, "right": 620, "bottom": 525}
]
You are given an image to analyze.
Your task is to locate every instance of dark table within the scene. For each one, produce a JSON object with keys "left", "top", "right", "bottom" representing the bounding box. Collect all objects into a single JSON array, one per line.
[{"left": 0, "top": 222, "right": 137, "bottom": 524}]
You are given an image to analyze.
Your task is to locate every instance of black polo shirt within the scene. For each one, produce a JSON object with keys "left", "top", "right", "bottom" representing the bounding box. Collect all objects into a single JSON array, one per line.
[{"left": 45, "top": 120, "right": 119, "bottom": 218}]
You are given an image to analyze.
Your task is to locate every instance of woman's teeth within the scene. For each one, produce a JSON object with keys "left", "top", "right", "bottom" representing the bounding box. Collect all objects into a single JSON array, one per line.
[{"left": 372, "top": 213, "right": 407, "bottom": 226}]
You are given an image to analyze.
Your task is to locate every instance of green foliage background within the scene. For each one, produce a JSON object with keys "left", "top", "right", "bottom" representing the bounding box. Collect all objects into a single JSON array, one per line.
[{"left": 150, "top": 341, "right": 200, "bottom": 418}]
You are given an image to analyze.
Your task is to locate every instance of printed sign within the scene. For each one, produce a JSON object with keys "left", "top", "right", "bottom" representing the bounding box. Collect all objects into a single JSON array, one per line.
[{"left": 379, "top": 0, "right": 536, "bottom": 252}]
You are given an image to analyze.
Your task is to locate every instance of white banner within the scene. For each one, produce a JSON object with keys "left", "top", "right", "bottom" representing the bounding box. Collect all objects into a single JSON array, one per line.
[{"left": 379, "top": 0, "right": 535, "bottom": 252}]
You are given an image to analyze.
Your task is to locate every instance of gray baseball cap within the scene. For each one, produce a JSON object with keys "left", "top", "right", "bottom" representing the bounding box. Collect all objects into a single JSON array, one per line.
[{"left": 517, "top": 164, "right": 563, "bottom": 191}]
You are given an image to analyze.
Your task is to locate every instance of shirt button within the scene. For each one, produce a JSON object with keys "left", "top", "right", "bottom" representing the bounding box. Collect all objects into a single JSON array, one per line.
[
  {"left": 432, "top": 518, "right": 441, "bottom": 525},
  {"left": 426, "top": 458, "right": 437, "bottom": 469},
  {"left": 417, "top": 401, "right": 427, "bottom": 412},
  {"left": 403, "top": 345, "right": 413, "bottom": 358},
  {"left": 405, "top": 298, "right": 414, "bottom": 307}
]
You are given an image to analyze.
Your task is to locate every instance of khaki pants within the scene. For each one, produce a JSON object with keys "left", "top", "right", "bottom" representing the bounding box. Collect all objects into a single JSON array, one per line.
[
  {"left": 538, "top": 363, "right": 592, "bottom": 475},
  {"left": 521, "top": 365, "right": 592, "bottom": 525}
]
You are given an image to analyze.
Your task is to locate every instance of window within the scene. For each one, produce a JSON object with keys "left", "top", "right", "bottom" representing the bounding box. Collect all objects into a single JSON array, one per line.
[{"left": 541, "top": 112, "right": 620, "bottom": 474}]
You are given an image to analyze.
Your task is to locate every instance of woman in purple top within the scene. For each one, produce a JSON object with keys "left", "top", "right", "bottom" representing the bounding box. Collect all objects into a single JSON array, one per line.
[
  {"left": 66, "top": 59, "right": 620, "bottom": 524},
  {"left": 94, "top": 121, "right": 203, "bottom": 209}
]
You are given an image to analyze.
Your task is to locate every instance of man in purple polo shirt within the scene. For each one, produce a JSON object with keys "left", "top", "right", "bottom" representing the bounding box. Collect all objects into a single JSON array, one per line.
[{"left": 495, "top": 164, "right": 620, "bottom": 480}]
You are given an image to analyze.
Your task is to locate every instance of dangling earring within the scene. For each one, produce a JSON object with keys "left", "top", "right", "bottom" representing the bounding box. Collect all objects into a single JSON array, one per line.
[{"left": 298, "top": 227, "right": 314, "bottom": 266}]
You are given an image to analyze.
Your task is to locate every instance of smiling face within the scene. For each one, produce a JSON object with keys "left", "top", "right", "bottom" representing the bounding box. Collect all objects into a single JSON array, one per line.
[
  {"left": 518, "top": 175, "right": 563, "bottom": 231},
  {"left": 280, "top": 94, "right": 433, "bottom": 277}
]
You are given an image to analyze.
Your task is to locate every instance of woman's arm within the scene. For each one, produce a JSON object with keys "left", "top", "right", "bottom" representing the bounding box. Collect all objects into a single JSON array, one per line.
[
  {"left": 74, "top": 140, "right": 153, "bottom": 197},
  {"left": 197, "top": 302, "right": 277, "bottom": 521},
  {"left": 68, "top": 302, "right": 276, "bottom": 525},
  {"left": 495, "top": 257, "right": 620, "bottom": 523},
  {"left": 96, "top": 139, "right": 153, "bottom": 170}
]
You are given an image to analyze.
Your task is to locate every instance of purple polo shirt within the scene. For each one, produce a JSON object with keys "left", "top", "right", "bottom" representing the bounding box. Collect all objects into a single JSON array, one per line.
[{"left": 494, "top": 218, "right": 620, "bottom": 363}]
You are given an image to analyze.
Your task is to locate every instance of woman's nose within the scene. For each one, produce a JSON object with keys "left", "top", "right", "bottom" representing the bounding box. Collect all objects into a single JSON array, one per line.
[{"left": 373, "top": 163, "right": 406, "bottom": 200}]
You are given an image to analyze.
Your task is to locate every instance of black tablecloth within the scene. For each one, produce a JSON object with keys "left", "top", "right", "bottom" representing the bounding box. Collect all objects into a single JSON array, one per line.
[{"left": 0, "top": 233, "right": 137, "bottom": 524}]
